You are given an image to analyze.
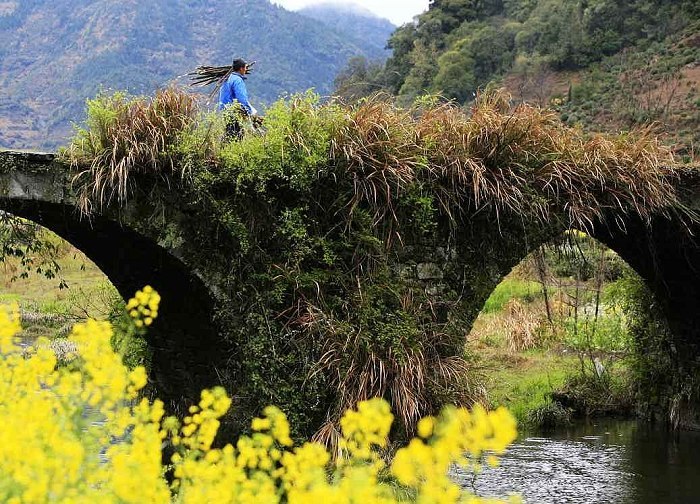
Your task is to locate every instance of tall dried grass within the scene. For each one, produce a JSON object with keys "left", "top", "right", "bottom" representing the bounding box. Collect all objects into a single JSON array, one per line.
[
  {"left": 333, "top": 90, "right": 687, "bottom": 231},
  {"left": 330, "top": 97, "right": 421, "bottom": 227},
  {"left": 66, "top": 87, "right": 689, "bottom": 228},
  {"left": 300, "top": 303, "right": 485, "bottom": 456},
  {"left": 502, "top": 299, "right": 546, "bottom": 353},
  {"left": 470, "top": 298, "right": 553, "bottom": 353},
  {"left": 64, "top": 88, "right": 198, "bottom": 214}
]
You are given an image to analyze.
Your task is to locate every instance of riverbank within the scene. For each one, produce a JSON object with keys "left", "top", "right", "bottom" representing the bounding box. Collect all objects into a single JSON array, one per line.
[
  {"left": 470, "top": 241, "right": 640, "bottom": 431},
  {"left": 481, "top": 345, "right": 577, "bottom": 428}
]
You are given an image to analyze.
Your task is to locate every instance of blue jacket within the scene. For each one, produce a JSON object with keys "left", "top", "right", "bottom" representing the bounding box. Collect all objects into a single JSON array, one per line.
[{"left": 218, "top": 73, "right": 253, "bottom": 115}]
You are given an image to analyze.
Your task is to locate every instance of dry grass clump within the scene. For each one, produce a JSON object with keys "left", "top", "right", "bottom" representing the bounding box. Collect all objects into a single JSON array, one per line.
[
  {"left": 334, "top": 90, "right": 686, "bottom": 230},
  {"left": 330, "top": 98, "right": 421, "bottom": 226},
  {"left": 300, "top": 303, "right": 485, "bottom": 456},
  {"left": 502, "top": 299, "right": 547, "bottom": 353},
  {"left": 470, "top": 298, "right": 553, "bottom": 353},
  {"left": 64, "top": 87, "right": 198, "bottom": 214}
]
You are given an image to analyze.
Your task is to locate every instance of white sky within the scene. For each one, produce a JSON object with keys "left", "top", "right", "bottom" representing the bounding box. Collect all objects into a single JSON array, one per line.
[{"left": 272, "top": 0, "right": 430, "bottom": 26}]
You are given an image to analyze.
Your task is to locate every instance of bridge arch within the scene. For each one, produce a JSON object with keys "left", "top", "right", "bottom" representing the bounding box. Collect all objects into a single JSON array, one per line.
[
  {"left": 466, "top": 215, "right": 700, "bottom": 349},
  {"left": 3, "top": 149, "right": 700, "bottom": 430},
  {"left": 458, "top": 211, "right": 700, "bottom": 426},
  {"left": 0, "top": 152, "right": 226, "bottom": 408}
]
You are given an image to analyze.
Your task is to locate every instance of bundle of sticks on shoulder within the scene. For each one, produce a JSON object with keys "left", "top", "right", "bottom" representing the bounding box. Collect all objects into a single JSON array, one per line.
[{"left": 188, "top": 61, "right": 256, "bottom": 94}]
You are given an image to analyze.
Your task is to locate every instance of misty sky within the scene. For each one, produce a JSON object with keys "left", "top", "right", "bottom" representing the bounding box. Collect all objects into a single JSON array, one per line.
[{"left": 272, "top": 0, "right": 430, "bottom": 25}]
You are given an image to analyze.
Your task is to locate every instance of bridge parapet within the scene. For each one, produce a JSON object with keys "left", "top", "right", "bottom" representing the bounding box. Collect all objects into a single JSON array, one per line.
[{"left": 0, "top": 150, "right": 71, "bottom": 204}]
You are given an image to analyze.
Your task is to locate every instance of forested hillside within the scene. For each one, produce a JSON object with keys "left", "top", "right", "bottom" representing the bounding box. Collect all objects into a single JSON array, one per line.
[
  {"left": 336, "top": 0, "right": 700, "bottom": 154},
  {"left": 0, "top": 0, "right": 390, "bottom": 150},
  {"left": 297, "top": 2, "right": 394, "bottom": 57}
]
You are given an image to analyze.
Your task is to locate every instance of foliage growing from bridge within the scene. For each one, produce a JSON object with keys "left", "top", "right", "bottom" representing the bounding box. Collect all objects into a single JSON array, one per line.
[{"left": 63, "top": 87, "right": 690, "bottom": 438}]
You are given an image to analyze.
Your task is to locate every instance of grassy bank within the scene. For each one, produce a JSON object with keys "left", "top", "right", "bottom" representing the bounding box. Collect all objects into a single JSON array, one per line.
[{"left": 483, "top": 346, "right": 575, "bottom": 428}]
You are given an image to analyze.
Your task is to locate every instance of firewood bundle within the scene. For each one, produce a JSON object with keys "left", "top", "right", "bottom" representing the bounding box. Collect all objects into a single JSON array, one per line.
[{"left": 188, "top": 61, "right": 256, "bottom": 93}]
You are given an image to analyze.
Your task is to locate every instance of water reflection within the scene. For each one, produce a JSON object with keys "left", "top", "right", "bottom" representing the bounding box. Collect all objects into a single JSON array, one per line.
[{"left": 453, "top": 419, "right": 700, "bottom": 503}]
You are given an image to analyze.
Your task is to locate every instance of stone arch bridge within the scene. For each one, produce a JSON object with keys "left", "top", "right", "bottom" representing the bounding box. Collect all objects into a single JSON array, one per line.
[{"left": 1, "top": 149, "right": 700, "bottom": 424}]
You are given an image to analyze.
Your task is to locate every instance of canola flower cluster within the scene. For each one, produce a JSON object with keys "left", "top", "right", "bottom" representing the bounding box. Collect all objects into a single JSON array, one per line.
[
  {"left": 126, "top": 285, "right": 161, "bottom": 328},
  {"left": 0, "top": 287, "right": 519, "bottom": 503}
]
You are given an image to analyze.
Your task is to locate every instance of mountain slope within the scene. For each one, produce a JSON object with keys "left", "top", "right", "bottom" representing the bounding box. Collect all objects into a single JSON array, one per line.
[
  {"left": 0, "top": 0, "right": 388, "bottom": 150},
  {"left": 337, "top": 0, "right": 699, "bottom": 155},
  {"left": 297, "top": 2, "right": 394, "bottom": 57}
]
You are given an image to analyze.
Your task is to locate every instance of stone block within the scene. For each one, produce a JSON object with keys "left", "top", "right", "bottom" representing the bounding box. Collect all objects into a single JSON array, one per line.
[{"left": 417, "top": 262, "right": 444, "bottom": 280}]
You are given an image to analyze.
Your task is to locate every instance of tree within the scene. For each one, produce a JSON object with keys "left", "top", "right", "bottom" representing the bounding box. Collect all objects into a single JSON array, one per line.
[
  {"left": 432, "top": 42, "right": 477, "bottom": 102},
  {"left": 469, "top": 24, "right": 516, "bottom": 82},
  {"left": 333, "top": 56, "right": 387, "bottom": 102},
  {"left": 384, "top": 24, "right": 419, "bottom": 94},
  {"left": 398, "top": 40, "right": 441, "bottom": 103}
]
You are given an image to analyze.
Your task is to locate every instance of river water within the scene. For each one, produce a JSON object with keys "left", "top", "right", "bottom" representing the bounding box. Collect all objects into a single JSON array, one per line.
[{"left": 453, "top": 419, "right": 700, "bottom": 503}]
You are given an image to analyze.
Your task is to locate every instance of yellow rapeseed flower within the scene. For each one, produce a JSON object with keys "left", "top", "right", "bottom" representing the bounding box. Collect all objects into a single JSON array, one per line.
[{"left": 0, "top": 287, "right": 519, "bottom": 503}]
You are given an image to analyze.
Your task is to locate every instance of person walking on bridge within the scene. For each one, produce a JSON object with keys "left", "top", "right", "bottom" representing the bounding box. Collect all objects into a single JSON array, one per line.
[{"left": 217, "top": 58, "right": 259, "bottom": 140}]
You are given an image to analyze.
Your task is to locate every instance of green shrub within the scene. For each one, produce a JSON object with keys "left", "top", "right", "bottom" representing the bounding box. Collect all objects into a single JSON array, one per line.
[
  {"left": 482, "top": 279, "right": 541, "bottom": 314},
  {"left": 552, "top": 371, "right": 634, "bottom": 417},
  {"left": 527, "top": 401, "right": 572, "bottom": 430},
  {"left": 563, "top": 311, "right": 630, "bottom": 354}
]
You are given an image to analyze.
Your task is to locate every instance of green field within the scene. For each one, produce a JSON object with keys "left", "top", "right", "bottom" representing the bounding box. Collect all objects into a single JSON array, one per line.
[{"left": 0, "top": 228, "right": 116, "bottom": 334}]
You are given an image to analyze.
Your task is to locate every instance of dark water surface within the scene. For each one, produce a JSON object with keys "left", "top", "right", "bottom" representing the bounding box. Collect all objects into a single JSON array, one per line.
[{"left": 453, "top": 419, "right": 700, "bottom": 503}]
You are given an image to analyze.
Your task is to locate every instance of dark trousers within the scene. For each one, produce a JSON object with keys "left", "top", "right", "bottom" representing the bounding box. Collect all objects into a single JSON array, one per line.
[{"left": 225, "top": 117, "right": 243, "bottom": 141}]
